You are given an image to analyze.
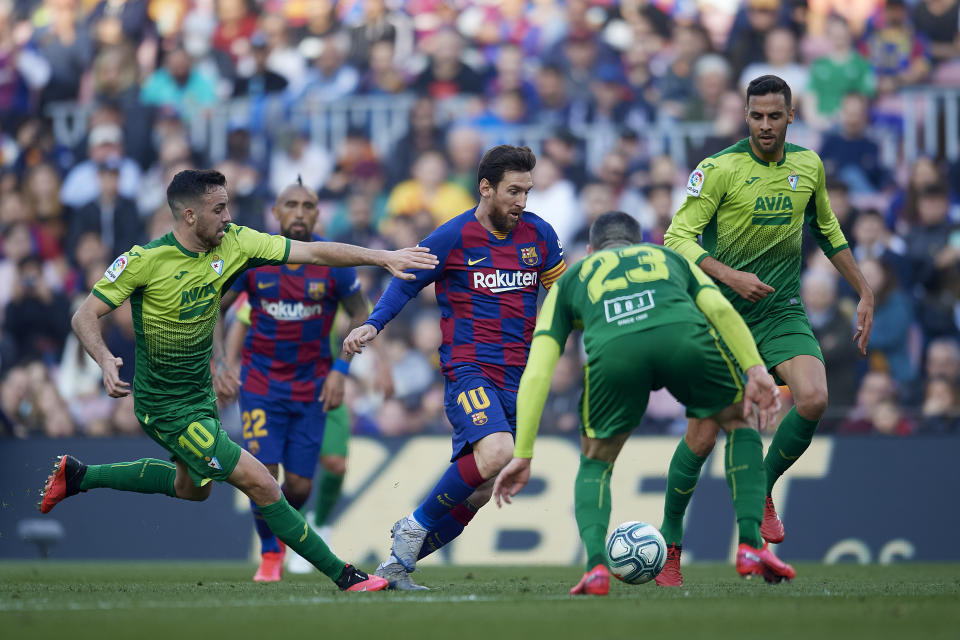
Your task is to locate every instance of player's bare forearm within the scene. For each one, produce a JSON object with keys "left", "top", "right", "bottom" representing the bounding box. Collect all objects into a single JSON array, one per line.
[
  {"left": 224, "top": 319, "right": 248, "bottom": 370},
  {"left": 699, "top": 256, "right": 774, "bottom": 302},
  {"left": 71, "top": 294, "right": 116, "bottom": 366},
  {"left": 287, "top": 241, "right": 438, "bottom": 279},
  {"left": 829, "top": 248, "right": 874, "bottom": 354},
  {"left": 339, "top": 292, "right": 372, "bottom": 361}
]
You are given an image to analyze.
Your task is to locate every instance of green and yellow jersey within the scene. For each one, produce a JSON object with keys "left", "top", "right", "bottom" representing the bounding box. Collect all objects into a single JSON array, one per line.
[
  {"left": 664, "top": 138, "right": 848, "bottom": 326},
  {"left": 534, "top": 244, "right": 713, "bottom": 356},
  {"left": 93, "top": 225, "right": 290, "bottom": 420}
]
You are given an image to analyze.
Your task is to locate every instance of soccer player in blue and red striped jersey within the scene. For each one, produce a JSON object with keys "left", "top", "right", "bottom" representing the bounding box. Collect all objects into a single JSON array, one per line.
[
  {"left": 343, "top": 145, "right": 566, "bottom": 589},
  {"left": 216, "top": 179, "right": 373, "bottom": 583}
]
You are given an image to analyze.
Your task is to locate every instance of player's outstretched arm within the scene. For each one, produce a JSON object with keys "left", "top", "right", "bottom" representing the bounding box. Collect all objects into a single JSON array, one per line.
[
  {"left": 71, "top": 294, "right": 130, "bottom": 398},
  {"left": 286, "top": 241, "right": 438, "bottom": 280},
  {"left": 828, "top": 248, "right": 874, "bottom": 355}
]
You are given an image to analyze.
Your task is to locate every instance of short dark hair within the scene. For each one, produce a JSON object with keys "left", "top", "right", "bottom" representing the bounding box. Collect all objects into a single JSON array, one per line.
[
  {"left": 166, "top": 169, "right": 226, "bottom": 218},
  {"left": 746, "top": 75, "right": 792, "bottom": 108},
  {"left": 589, "top": 211, "right": 642, "bottom": 250},
  {"left": 477, "top": 145, "right": 536, "bottom": 188}
]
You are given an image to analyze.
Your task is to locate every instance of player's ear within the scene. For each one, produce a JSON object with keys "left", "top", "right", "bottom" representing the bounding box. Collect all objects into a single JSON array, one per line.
[
  {"left": 787, "top": 107, "right": 795, "bottom": 125},
  {"left": 586, "top": 244, "right": 595, "bottom": 255},
  {"left": 478, "top": 178, "right": 493, "bottom": 199}
]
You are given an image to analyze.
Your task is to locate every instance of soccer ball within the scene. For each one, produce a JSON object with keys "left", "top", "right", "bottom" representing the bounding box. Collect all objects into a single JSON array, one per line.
[{"left": 605, "top": 521, "right": 667, "bottom": 584}]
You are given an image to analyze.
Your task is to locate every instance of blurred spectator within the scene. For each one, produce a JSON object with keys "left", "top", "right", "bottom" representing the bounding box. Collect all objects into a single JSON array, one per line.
[
  {"left": 88, "top": 0, "right": 157, "bottom": 79},
  {"left": 331, "top": 189, "right": 387, "bottom": 249},
  {"left": 525, "top": 155, "right": 578, "bottom": 248},
  {"left": 267, "top": 126, "right": 332, "bottom": 197},
  {"left": 725, "top": 0, "right": 783, "bottom": 78},
  {"left": 315, "top": 127, "right": 383, "bottom": 204},
  {"left": 0, "top": 360, "right": 74, "bottom": 437},
  {"left": 687, "top": 91, "right": 749, "bottom": 165},
  {"left": 215, "top": 157, "right": 268, "bottom": 230},
  {"left": 0, "top": 0, "right": 51, "bottom": 128},
  {"left": 532, "top": 62, "right": 573, "bottom": 129},
  {"left": 591, "top": 150, "right": 644, "bottom": 224},
  {"left": 212, "top": 0, "right": 257, "bottom": 61},
  {"left": 3, "top": 254, "right": 71, "bottom": 366},
  {"left": 233, "top": 31, "right": 287, "bottom": 98},
  {"left": 357, "top": 37, "right": 405, "bottom": 95},
  {"left": 445, "top": 125, "right": 483, "bottom": 193},
  {"left": 570, "top": 181, "right": 616, "bottom": 250},
  {"left": 925, "top": 338, "right": 960, "bottom": 385},
  {"left": 22, "top": 161, "right": 67, "bottom": 248},
  {"left": 542, "top": 128, "right": 588, "bottom": 191},
  {"left": 140, "top": 43, "right": 218, "bottom": 122},
  {"left": 259, "top": 13, "right": 307, "bottom": 90},
  {"left": 12, "top": 116, "right": 74, "bottom": 176},
  {"left": 802, "top": 268, "right": 860, "bottom": 429},
  {"left": 738, "top": 27, "right": 807, "bottom": 105},
  {"left": 658, "top": 22, "right": 712, "bottom": 119},
  {"left": 540, "top": 351, "right": 581, "bottom": 435},
  {"left": 67, "top": 157, "right": 143, "bottom": 259},
  {"left": 298, "top": 31, "right": 359, "bottom": 102},
  {"left": 60, "top": 122, "right": 141, "bottom": 209},
  {"left": 911, "top": 0, "right": 960, "bottom": 65},
  {"left": 860, "top": 0, "right": 931, "bottom": 97},
  {"left": 818, "top": 93, "right": 888, "bottom": 193},
  {"left": 385, "top": 95, "right": 445, "bottom": 186},
  {"left": 412, "top": 27, "right": 482, "bottom": 100},
  {"left": 805, "top": 14, "right": 875, "bottom": 129},
  {"left": 683, "top": 54, "right": 732, "bottom": 122},
  {"left": 919, "top": 377, "right": 960, "bottom": 433},
  {"left": 579, "top": 63, "right": 631, "bottom": 126},
  {"left": 291, "top": 0, "right": 341, "bottom": 41},
  {"left": 483, "top": 42, "right": 536, "bottom": 104},
  {"left": 869, "top": 399, "right": 916, "bottom": 436},
  {"left": 859, "top": 257, "right": 917, "bottom": 385},
  {"left": 345, "top": 0, "right": 414, "bottom": 71},
  {"left": 33, "top": 0, "right": 93, "bottom": 106},
  {"left": 887, "top": 156, "right": 949, "bottom": 230},
  {"left": 385, "top": 149, "right": 474, "bottom": 225},
  {"left": 839, "top": 370, "right": 899, "bottom": 433},
  {"left": 904, "top": 184, "right": 960, "bottom": 339},
  {"left": 136, "top": 133, "right": 192, "bottom": 217},
  {"left": 639, "top": 183, "right": 677, "bottom": 246},
  {"left": 849, "top": 208, "right": 911, "bottom": 286},
  {"left": 89, "top": 45, "right": 151, "bottom": 156},
  {"left": 181, "top": 9, "right": 235, "bottom": 97}
]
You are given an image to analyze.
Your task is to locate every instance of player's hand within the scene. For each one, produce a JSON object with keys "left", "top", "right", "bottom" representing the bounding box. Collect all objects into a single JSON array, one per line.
[
  {"left": 100, "top": 356, "right": 131, "bottom": 398},
  {"left": 492, "top": 457, "right": 532, "bottom": 508},
  {"left": 853, "top": 292, "right": 874, "bottom": 356},
  {"left": 728, "top": 270, "right": 775, "bottom": 303},
  {"left": 319, "top": 370, "right": 345, "bottom": 410},
  {"left": 381, "top": 246, "right": 438, "bottom": 280},
  {"left": 342, "top": 324, "right": 379, "bottom": 356},
  {"left": 742, "top": 364, "right": 781, "bottom": 431},
  {"left": 213, "top": 361, "right": 240, "bottom": 404}
]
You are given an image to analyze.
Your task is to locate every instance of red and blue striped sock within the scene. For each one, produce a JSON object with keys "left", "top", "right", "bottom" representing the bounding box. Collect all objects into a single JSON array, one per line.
[
  {"left": 412, "top": 453, "right": 485, "bottom": 529},
  {"left": 418, "top": 501, "right": 479, "bottom": 560}
]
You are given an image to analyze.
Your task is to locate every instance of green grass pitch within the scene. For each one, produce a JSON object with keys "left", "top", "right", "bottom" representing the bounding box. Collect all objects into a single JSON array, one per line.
[{"left": 2, "top": 563, "right": 958, "bottom": 639}]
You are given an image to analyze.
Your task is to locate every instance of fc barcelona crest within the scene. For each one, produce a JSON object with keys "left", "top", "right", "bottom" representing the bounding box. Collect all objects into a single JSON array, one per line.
[
  {"left": 519, "top": 245, "right": 540, "bottom": 267},
  {"left": 472, "top": 411, "right": 488, "bottom": 426},
  {"left": 307, "top": 281, "right": 326, "bottom": 300}
]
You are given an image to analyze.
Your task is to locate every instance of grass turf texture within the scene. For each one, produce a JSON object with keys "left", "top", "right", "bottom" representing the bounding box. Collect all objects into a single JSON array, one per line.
[{"left": 2, "top": 563, "right": 958, "bottom": 639}]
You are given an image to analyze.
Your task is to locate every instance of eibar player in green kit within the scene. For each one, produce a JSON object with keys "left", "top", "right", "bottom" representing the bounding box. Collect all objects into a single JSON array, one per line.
[
  {"left": 658, "top": 75, "right": 874, "bottom": 586},
  {"left": 492, "top": 211, "right": 792, "bottom": 595},
  {"left": 37, "top": 169, "right": 438, "bottom": 592}
]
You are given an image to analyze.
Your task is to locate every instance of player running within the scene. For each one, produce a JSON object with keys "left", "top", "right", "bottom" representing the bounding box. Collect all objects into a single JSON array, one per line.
[
  {"left": 492, "top": 211, "right": 792, "bottom": 595},
  {"left": 659, "top": 75, "right": 874, "bottom": 585},
  {"left": 214, "top": 178, "right": 381, "bottom": 582},
  {"left": 38, "top": 169, "right": 437, "bottom": 592},
  {"left": 342, "top": 145, "right": 566, "bottom": 590}
]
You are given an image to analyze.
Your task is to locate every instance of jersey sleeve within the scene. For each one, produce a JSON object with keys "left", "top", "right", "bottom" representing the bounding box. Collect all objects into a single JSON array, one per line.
[
  {"left": 92, "top": 248, "right": 150, "bottom": 309},
  {"left": 804, "top": 158, "right": 849, "bottom": 259},
  {"left": 229, "top": 270, "right": 249, "bottom": 296},
  {"left": 233, "top": 225, "right": 291, "bottom": 268},
  {"left": 539, "top": 221, "right": 567, "bottom": 289},
  {"left": 664, "top": 160, "right": 730, "bottom": 265},
  {"left": 531, "top": 270, "right": 575, "bottom": 350},
  {"left": 331, "top": 266, "right": 362, "bottom": 299},
  {"left": 365, "top": 224, "right": 457, "bottom": 331}
]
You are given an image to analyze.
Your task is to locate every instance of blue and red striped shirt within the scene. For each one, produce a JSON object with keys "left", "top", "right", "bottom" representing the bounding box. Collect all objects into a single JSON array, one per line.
[
  {"left": 366, "top": 208, "right": 565, "bottom": 391},
  {"left": 231, "top": 238, "right": 360, "bottom": 402}
]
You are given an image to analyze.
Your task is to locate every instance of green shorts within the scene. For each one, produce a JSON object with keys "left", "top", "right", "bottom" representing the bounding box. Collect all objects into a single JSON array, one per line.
[
  {"left": 750, "top": 310, "right": 824, "bottom": 385},
  {"left": 138, "top": 402, "right": 242, "bottom": 487},
  {"left": 579, "top": 322, "right": 744, "bottom": 440},
  {"left": 320, "top": 403, "right": 350, "bottom": 457}
]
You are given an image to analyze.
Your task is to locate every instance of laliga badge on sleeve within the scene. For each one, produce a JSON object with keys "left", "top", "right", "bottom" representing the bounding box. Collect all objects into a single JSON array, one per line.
[
  {"left": 104, "top": 255, "right": 128, "bottom": 282},
  {"left": 686, "top": 169, "right": 705, "bottom": 197}
]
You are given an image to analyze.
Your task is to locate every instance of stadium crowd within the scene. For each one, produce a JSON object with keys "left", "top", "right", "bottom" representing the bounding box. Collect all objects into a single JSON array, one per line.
[{"left": 0, "top": 0, "right": 958, "bottom": 440}]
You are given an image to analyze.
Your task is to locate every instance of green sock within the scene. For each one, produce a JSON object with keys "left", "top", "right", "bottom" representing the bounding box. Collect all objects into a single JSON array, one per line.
[
  {"left": 258, "top": 496, "right": 344, "bottom": 580},
  {"left": 312, "top": 470, "right": 345, "bottom": 527},
  {"left": 763, "top": 407, "right": 820, "bottom": 494},
  {"left": 79, "top": 459, "right": 177, "bottom": 497},
  {"left": 574, "top": 454, "right": 614, "bottom": 571},
  {"left": 725, "top": 428, "right": 764, "bottom": 548},
  {"left": 660, "top": 438, "right": 707, "bottom": 547}
]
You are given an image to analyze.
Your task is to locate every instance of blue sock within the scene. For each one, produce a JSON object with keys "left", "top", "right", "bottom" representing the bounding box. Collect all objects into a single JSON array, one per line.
[
  {"left": 418, "top": 501, "right": 478, "bottom": 560},
  {"left": 412, "top": 453, "right": 485, "bottom": 529},
  {"left": 251, "top": 500, "right": 281, "bottom": 554}
]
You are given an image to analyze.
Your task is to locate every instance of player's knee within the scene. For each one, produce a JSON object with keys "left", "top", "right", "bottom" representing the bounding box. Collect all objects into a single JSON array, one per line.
[
  {"left": 684, "top": 425, "right": 718, "bottom": 457},
  {"left": 320, "top": 455, "right": 346, "bottom": 476},
  {"left": 796, "top": 385, "right": 828, "bottom": 421},
  {"left": 283, "top": 475, "right": 312, "bottom": 504}
]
